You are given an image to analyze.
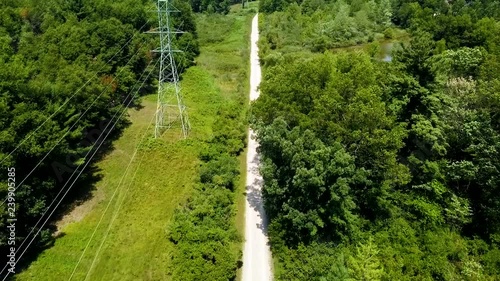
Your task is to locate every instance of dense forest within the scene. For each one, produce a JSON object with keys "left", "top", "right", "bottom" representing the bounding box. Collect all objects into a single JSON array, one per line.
[
  {"left": 254, "top": 0, "right": 500, "bottom": 280},
  {"left": 3, "top": 0, "right": 500, "bottom": 279},
  {"left": 0, "top": 0, "right": 202, "bottom": 271}
]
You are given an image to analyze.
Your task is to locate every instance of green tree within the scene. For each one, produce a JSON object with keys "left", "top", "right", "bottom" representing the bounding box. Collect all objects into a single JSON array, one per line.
[
  {"left": 257, "top": 118, "right": 362, "bottom": 244},
  {"left": 347, "top": 238, "right": 383, "bottom": 281}
]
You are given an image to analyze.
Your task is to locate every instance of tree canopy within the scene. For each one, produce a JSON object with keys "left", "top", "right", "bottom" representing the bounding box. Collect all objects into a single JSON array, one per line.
[
  {"left": 253, "top": 0, "right": 500, "bottom": 279},
  {"left": 0, "top": 0, "right": 199, "bottom": 268}
]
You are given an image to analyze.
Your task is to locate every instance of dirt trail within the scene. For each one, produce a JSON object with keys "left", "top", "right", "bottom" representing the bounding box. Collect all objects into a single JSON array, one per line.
[{"left": 242, "top": 14, "right": 273, "bottom": 281}]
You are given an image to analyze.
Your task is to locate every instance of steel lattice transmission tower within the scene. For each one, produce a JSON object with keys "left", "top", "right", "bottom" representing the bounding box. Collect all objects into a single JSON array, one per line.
[{"left": 149, "top": 0, "right": 189, "bottom": 138}]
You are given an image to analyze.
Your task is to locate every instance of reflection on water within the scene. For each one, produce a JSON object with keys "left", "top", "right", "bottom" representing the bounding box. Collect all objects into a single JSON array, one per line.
[
  {"left": 379, "top": 42, "right": 394, "bottom": 62},
  {"left": 330, "top": 41, "right": 397, "bottom": 62}
]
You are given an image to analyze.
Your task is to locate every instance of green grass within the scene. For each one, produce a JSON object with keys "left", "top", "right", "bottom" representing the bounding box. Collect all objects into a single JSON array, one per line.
[
  {"left": 235, "top": 148, "right": 249, "bottom": 281},
  {"left": 16, "top": 7, "right": 254, "bottom": 281}
]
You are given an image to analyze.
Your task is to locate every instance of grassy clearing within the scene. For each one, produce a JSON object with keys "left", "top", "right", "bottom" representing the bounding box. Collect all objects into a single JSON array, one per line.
[
  {"left": 17, "top": 95, "right": 197, "bottom": 280},
  {"left": 166, "top": 6, "right": 254, "bottom": 281},
  {"left": 16, "top": 6, "right": 254, "bottom": 281}
]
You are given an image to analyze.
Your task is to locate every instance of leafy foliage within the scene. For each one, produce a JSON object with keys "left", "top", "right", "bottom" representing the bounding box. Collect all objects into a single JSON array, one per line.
[
  {"left": 253, "top": 0, "right": 500, "bottom": 279},
  {"left": 258, "top": 119, "right": 362, "bottom": 245},
  {"left": 258, "top": 0, "right": 396, "bottom": 53},
  {"left": 165, "top": 11, "right": 253, "bottom": 281},
  {"left": 0, "top": 0, "right": 198, "bottom": 268},
  {"left": 189, "top": 0, "right": 256, "bottom": 14},
  {"left": 167, "top": 80, "right": 245, "bottom": 281}
]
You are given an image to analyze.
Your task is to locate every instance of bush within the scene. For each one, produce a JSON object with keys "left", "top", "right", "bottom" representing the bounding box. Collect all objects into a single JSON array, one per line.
[
  {"left": 166, "top": 16, "right": 248, "bottom": 278},
  {"left": 200, "top": 154, "right": 239, "bottom": 190},
  {"left": 383, "top": 27, "right": 395, "bottom": 39}
]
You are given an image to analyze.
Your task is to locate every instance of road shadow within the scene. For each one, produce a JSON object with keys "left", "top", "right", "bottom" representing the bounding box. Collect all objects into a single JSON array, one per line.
[{"left": 246, "top": 152, "right": 270, "bottom": 237}]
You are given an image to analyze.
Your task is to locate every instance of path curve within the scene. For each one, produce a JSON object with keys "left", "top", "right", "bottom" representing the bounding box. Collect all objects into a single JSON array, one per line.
[{"left": 242, "top": 14, "right": 273, "bottom": 281}]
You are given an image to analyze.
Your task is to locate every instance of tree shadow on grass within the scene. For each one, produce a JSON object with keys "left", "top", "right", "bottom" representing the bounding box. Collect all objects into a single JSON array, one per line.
[{"left": 6, "top": 120, "right": 132, "bottom": 278}]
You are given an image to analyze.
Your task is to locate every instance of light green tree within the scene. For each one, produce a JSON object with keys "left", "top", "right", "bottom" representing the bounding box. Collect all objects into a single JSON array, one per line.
[{"left": 347, "top": 238, "right": 383, "bottom": 281}]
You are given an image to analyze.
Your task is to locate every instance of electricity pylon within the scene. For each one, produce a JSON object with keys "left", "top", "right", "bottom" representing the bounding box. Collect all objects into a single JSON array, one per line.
[{"left": 149, "top": 0, "right": 189, "bottom": 138}]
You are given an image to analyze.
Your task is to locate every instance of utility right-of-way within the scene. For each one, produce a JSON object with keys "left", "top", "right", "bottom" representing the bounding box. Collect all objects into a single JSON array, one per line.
[{"left": 242, "top": 14, "right": 273, "bottom": 281}]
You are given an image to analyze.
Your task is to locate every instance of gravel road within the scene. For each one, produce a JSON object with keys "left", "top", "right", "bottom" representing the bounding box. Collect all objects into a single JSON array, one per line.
[{"left": 242, "top": 14, "right": 273, "bottom": 281}]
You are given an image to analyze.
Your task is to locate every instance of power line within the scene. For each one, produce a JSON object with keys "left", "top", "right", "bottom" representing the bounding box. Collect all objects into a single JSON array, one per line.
[
  {"left": 68, "top": 64, "right": 156, "bottom": 281},
  {"left": 68, "top": 115, "right": 154, "bottom": 281},
  {"left": 0, "top": 21, "right": 150, "bottom": 166},
  {"left": 0, "top": 57, "right": 159, "bottom": 280},
  {"left": 148, "top": 0, "right": 190, "bottom": 138},
  {"left": 0, "top": 64, "right": 155, "bottom": 279},
  {"left": 0, "top": 38, "right": 150, "bottom": 209},
  {"left": 77, "top": 111, "right": 155, "bottom": 281}
]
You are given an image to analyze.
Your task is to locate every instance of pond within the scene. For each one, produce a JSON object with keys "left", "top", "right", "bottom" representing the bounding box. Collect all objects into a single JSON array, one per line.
[
  {"left": 379, "top": 41, "right": 394, "bottom": 62},
  {"left": 329, "top": 40, "right": 398, "bottom": 62}
]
